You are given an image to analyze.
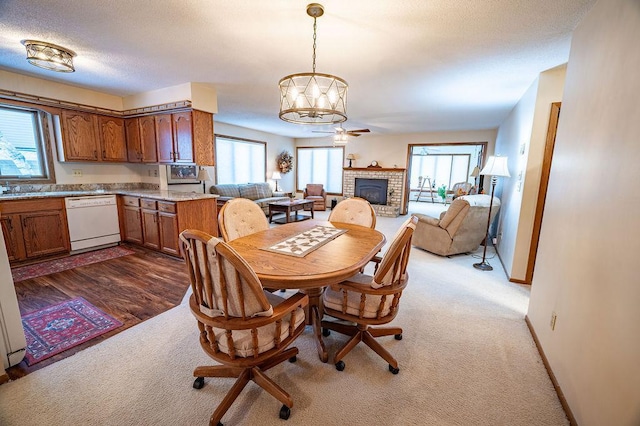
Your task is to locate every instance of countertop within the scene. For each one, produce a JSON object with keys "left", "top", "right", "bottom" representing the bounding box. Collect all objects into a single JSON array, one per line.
[{"left": 0, "top": 190, "right": 219, "bottom": 202}]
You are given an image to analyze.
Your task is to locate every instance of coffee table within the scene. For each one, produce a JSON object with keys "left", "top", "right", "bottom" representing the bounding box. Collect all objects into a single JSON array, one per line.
[{"left": 268, "top": 199, "right": 314, "bottom": 224}]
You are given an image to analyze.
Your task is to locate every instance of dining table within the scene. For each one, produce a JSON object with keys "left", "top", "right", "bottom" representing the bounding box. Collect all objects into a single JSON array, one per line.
[{"left": 227, "top": 219, "right": 386, "bottom": 362}]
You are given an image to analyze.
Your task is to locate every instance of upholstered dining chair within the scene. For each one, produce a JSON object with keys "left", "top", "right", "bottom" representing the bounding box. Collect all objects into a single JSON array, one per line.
[
  {"left": 328, "top": 197, "right": 377, "bottom": 229},
  {"left": 321, "top": 215, "right": 418, "bottom": 374},
  {"left": 179, "top": 229, "right": 309, "bottom": 426},
  {"left": 303, "top": 183, "right": 327, "bottom": 211},
  {"left": 218, "top": 198, "right": 269, "bottom": 242}
]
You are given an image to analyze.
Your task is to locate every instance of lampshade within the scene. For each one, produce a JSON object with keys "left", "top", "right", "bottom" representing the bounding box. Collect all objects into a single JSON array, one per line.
[
  {"left": 346, "top": 154, "right": 356, "bottom": 160},
  {"left": 479, "top": 156, "right": 510, "bottom": 177},
  {"left": 278, "top": 3, "right": 348, "bottom": 125},
  {"left": 196, "top": 168, "right": 212, "bottom": 182},
  {"left": 271, "top": 171, "right": 282, "bottom": 180},
  {"left": 470, "top": 166, "right": 480, "bottom": 178},
  {"left": 21, "top": 40, "right": 76, "bottom": 73}
]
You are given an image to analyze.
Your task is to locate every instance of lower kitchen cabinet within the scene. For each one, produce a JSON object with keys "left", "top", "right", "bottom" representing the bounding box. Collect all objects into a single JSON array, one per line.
[
  {"left": 118, "top": 195, "right": 217, "bottom": 257},
  {"left": 0, "top": 198, "right": 71, "bottom": 264}
]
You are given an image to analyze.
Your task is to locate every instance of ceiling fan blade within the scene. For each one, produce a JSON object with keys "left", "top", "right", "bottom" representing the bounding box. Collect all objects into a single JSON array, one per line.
[
  {"left": 349, "top": 129, "right": 371, "bottom": 133},
  {"left": 312, "top": 131, "right": 336, "bottom": 134},
  {"left": 347, "top": 132, "right": 362, "bottom": 137}
]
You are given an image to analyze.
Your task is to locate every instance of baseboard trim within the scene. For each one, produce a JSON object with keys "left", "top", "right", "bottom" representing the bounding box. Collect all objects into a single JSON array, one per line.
[
  {"left": 509, "top": 277, "right": 529, "bottom": 284},
  {"left": 525, "top": 315, "right": 578, "bottom": 426}
]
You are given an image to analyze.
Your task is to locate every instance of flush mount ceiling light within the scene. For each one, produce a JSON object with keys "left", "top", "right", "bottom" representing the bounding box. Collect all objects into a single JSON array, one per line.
[
  {"left": 278, "top": 3, "right": 347, "bottom": 125},
  {"left": 21, "top": 40, "right": 76, "bottom": 73}
]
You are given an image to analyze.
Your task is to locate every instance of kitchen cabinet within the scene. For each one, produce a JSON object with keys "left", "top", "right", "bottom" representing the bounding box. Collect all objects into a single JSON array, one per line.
[
  {"left": 120, "top": 196, "right": 144, "bottom": 244},
  {"left": 60, "top": 110, "right": 100, "bottom": 161},
  {"left": 117, "top": 195, "right": 218, "bottom": 257},
  {"left": 0, "top": 198, "right": 71, "bottom": 264},
  {"left": 155, "top": 110, "right": 214, "bottom": 165},
  {"left": 97, "top": 116, "right": 127, "bottom": 162},
  {"left": 125, "top": 117, "right": 158, "bottom": 163},
  {"left": 59, "top": 110, "right": 128, "bottom": 162}
]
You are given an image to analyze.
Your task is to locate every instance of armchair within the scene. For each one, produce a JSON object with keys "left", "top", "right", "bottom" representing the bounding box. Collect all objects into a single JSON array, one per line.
[
  {"left": 179, "top": 230, "right": 309, "bottom": 425},
  {"left": 321, "top": 216, "right": 418, "bottom": 374},
  {"left": 412, "top": 194, "right": 501, "bottom": 256},
  {"left": 303, "top": 184, "right": 327, "bottom": 211}
]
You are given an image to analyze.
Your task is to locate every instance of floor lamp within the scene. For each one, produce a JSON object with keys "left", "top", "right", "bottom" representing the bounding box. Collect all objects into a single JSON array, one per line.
[{"left": 473, "top": 155, "right": 510, "bottom": 271}]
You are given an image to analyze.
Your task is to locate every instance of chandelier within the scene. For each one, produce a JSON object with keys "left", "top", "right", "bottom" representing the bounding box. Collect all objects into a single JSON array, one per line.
[
  {"left": 279, "top": 3, "right": 348, "bottom": 125},
  {"left": 21, "top": 40, "right": 76, "bottom": 73}
]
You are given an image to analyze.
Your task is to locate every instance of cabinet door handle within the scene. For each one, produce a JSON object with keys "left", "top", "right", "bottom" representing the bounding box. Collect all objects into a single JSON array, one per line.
[
  {"left": 102, "top": 150, "right": 106, "bottom": 158},
  {"left": 175, "top": 151, "right": 180, "bottom": 160},
  {"left": 6, "top": 217, "right": 12, "bottom": 231}
]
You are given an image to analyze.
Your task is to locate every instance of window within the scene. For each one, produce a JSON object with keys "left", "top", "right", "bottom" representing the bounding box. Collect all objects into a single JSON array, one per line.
[
  {"left": 215, "top": 135, "right": 266, "bottom": 184},
  {"left": 0, "top": 105, "right": 54, "bottom": 182},
  {"left": 411, "top": 154, "right": 470, "bottom": 190},
  {"left": 296, "top": 146, "right": 344, "bottom": 194}
]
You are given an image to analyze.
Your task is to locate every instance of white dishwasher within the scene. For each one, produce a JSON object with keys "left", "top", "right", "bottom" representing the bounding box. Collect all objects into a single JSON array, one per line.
[{"left": 65, "top": 195, "right": 121, "bottom": 253}]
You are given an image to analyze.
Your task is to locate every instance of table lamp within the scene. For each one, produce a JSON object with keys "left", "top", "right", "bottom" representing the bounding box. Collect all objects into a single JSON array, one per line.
[
  {"left": 473, "top": 155, "right": 510, "bottom": 271},
  {"left": 271, "top": 171, "right": 282, "bottom": 191},
  {"left": 197, "top": 167, "right": 212, "bottom": 194},
  {"left": 470, "top": 166, "right": 480, "bottom": 187},
  {"left": 346, "top": 153, "right": 355, "bottom": 168}
]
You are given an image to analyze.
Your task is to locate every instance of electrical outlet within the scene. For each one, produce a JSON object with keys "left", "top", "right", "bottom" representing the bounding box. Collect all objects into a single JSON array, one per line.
[
  {"left": 492, "top": 237, "right": 498, "bottom": 245},
  {"left": 72, "top": 169, "right": 82, "bottom": 177},
  {"left": 550, "top": 312, "right": 557, "bottom": 330},
  {"left": 153, "top": 169, "right": 158, "bottom": 177}
]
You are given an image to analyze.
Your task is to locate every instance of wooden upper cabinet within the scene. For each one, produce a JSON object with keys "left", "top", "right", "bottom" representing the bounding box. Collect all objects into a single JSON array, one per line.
[
  {"left": 172, "top": 112, "right": 194, "bottom": 163},
  {"left": 155, "top": 114, "right": 174, "bottom": 163},
  {"left": 60, "top": 110, "right": 100, "bottom": 161},
  {"left": 139, "top": 116, "right": 158, "bottom": 162},
  {"left": 192, "top": 110, "right": 215, "bottom": 166},
  {"left": 125, "top": 118, "right": 142, "bottom": 162},
  {"left": 97, "top": 116, "right": 127, "bottom": 162}
]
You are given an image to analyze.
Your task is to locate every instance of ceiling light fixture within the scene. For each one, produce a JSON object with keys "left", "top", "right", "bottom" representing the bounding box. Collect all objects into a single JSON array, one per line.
[
  {"left": 278, "top": 3, "right": 347, "bottom": 125},
  {"left": 21, "top": 40, "right": 76, "bottom": 73}
]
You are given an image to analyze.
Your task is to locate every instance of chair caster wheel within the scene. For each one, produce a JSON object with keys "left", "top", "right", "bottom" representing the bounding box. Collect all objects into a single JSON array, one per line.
[
  {"left": 322, "top": 328, "right": 330, "bottom": 337},
  {"left": 193, "top": 377, "right": 205, "bottom": 389},
  {"left": 388, "top": 364, "right": 399, "bottom": 374},
  {"left": 395, "top": 333, "right": 403, "bottom": 340},
  {"left": 279, "top": 404, "right": 291, "bottom": 420},
  {"left": 289, "top": 355, "right": 297, "bottom": 363},
  {"left": 335, "top": 360, "right": 345, "bottom": 371}
]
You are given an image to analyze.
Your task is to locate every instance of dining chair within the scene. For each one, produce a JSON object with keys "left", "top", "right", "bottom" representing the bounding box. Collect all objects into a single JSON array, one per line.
[
  {"left": 218, "top": 198, "right": 269, "bottom": 242},
  {"left": 321, "top": 215, "right": 418, "bottom": 374},
  {"left": 328, "top": 197, "right": 377, "bottom": 229},
  {"left": 179, "top": 229, "right": 309, "bottom": 426}
]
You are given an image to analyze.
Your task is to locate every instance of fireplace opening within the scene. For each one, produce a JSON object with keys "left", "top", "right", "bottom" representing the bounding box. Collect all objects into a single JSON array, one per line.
[{"left": 355, "top": 178, "right": 388, "bottom": 205}]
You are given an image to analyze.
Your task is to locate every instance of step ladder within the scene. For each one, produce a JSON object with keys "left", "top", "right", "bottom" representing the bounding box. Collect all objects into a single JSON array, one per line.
[{"left": 415, "top": 177, "right": 434, "bottom": 203}]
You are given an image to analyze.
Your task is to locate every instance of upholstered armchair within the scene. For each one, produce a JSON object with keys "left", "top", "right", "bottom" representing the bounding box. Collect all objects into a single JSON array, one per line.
[
  {"left": 412, "top": 194, "right": 501, "bottom": 256},
  {"left": 303, "top": 184, "right": 327, "bottom": 211},
  {"left": 445, "top": 182, "right": 474, "bottom": 204}
]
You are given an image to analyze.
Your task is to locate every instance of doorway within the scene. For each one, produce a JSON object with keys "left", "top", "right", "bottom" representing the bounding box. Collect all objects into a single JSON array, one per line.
[{"left": 403, "top": 142, "right": 487, "bottom": 214}]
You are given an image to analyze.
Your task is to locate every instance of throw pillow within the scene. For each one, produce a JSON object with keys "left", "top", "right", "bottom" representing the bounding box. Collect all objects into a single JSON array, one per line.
[{"left": 239, "top": 184, "right": 261, "bottom": 200}]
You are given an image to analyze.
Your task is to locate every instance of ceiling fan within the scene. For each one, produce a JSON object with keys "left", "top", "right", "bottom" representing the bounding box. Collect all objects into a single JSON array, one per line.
[{"left": 312, "top": 126, "right": 371, "bottom": 138}]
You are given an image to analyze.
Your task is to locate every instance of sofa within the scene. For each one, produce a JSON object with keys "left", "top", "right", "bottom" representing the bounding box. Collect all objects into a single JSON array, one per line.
[
  {"left": 209, "top": 182, "right": 289, "bottom": 214},
  {"left": 412, "top": 194, "right": 501, "bottom": 256}
]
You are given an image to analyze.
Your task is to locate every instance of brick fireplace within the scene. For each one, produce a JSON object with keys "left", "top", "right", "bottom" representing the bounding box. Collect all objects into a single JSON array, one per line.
[{"left": 343, "top": 168, "right": 406, "bottom": 217}]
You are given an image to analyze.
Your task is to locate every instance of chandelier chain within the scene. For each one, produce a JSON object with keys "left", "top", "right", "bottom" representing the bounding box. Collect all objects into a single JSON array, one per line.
[{"left": 312, "top": 17, "right": 317, "bottom": 73}]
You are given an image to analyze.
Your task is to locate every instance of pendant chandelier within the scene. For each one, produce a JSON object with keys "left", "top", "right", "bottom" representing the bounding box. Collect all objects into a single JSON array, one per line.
[{"left": 279, "top": 3, "right": 348, "bottom": 125}]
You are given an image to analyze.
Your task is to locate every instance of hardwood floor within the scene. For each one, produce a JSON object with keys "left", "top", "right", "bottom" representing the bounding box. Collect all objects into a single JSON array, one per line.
[{"left": 6, "top": 243, "right": 189, "bottom": 380}]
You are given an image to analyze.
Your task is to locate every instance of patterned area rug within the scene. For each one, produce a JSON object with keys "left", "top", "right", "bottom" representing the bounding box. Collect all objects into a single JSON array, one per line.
[
  {"left": 22, "top": 297, "right": 123, "bottom": 366},
  {"left": 262, "top": 225, "right": 348, "bottom": 257},
  {"left": 11, "top": 246, "right": 135, "bottom": 282}
]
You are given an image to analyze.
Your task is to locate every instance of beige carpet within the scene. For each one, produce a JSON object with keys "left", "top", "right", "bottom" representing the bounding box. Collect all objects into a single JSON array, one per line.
[{"left": 0, "top": 212, "right": 567, "bottom": 426}]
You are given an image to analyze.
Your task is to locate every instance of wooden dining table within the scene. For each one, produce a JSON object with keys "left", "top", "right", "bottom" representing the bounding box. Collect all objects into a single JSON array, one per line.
[{"left": 227, "top": 219, "right": 386, "bottom": 362}]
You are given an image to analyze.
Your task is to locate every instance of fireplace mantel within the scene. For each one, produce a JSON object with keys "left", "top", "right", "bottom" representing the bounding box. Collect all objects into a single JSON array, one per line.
[{"left": 344, "top": 167, "right": 406, "bottom": 172}]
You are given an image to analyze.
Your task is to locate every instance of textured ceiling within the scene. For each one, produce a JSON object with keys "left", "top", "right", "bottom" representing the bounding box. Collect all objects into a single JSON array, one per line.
[{"left": 0, "top": 0, "right": 595, "bottom": 138}]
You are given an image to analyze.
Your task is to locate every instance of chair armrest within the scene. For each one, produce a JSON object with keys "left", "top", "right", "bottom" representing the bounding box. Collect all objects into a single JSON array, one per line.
[
  {"left": 415, "top": 213, "right": 440, "bottom": 227},
  {"left": 334, "top": 277, "right": 406, "bottom": 296},
  {"left": 216, "top": 196, "right": 234, "bottom": 202}
]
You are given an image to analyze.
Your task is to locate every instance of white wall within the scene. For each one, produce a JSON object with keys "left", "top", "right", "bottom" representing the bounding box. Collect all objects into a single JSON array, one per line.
[
  {"left": 214, "top": 122, "right": 295, "bottom": 193},
  {"left": 527, "top": 1, "right": 640, "bottom": 424},
  {"left": 495, "top": 66, "right": 566, "bottom": 281}
]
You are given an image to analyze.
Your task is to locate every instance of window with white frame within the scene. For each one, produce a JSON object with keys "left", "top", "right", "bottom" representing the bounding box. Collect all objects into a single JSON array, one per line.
[
  {"left": 296, "top": 146, "right": 344, "bottom": 194},
  {"left": 0, "top": 105, "right": 53, "bottom": 182},
  {"left": 410, "top": 154, "right": 470, "bottom": 190},
  {"left": 215, "top": 135, "right": 266, "bottom": 184}
]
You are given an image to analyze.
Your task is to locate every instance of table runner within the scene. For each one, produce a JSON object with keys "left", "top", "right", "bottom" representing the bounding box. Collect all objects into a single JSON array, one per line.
[{"left": 261, "top": 225, "right": 348, "bottom": 257}]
